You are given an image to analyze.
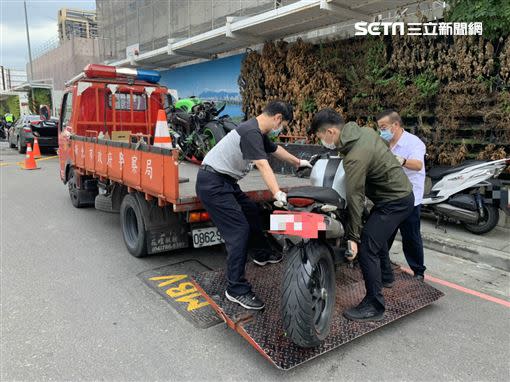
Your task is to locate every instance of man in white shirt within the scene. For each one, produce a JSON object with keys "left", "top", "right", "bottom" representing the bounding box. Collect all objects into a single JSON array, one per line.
[{"left": 376, "top": 109, "right": 427, "bottom": 283}]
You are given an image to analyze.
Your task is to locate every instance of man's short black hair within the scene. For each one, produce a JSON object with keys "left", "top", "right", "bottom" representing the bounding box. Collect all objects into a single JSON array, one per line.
[
  {"left": 375, "top": 109, "right": 402, "bottom": 126},
  {"left": 263, "top": 101, "right": 293, "bottom": 123},
  {"left": 308, "top": 108, "right": 344, "bottom": 135}
]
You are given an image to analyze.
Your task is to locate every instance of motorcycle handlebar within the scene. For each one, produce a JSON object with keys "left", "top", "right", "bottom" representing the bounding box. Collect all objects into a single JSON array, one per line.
[{"left": 295, "top": 153, "right": 324, "bottom": 176}]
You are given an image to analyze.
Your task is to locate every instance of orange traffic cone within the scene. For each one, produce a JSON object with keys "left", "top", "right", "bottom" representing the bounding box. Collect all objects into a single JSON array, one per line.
[
  {"left": 153, "top": 109, "right": 172, "bottom": 149},
  {"left": 22, "top": 143, "right": 39, "bottom": 170},
  {"left": 33, "top": 137, "right": 42, "bottom": 158}
]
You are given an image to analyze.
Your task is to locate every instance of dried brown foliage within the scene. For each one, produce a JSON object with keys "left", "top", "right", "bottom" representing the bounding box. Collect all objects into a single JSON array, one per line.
[{"left": 239, "top": 35, "right": 510, "bottom": 165}]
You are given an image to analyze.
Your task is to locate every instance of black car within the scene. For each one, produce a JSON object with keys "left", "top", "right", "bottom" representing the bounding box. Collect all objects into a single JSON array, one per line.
[{"left": 8, "top": 114, "right": 59, "bottom": 154}]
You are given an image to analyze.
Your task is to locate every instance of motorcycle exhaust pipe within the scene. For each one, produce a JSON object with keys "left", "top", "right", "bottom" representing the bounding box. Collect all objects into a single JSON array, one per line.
[
  {"left": 433, "top": 203, "right": 479, "bottom": 224},
  {"left": 324, "top": 216, "right": 344, "bottom": 239}
]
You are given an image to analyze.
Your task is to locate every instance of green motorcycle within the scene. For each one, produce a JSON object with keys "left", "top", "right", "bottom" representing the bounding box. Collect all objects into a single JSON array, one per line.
[{"left": 167, "top": 96, "right": 237, "bottom": 162}]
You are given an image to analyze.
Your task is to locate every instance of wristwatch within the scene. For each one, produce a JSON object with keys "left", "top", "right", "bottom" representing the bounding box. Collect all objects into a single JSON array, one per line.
[{"left": 402, "top": 158, "right": 407, "bottom": 166}]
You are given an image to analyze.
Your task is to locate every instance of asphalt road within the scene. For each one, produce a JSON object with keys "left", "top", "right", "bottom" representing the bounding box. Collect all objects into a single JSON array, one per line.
[{"left": 1, "top": 142, "right": 509, "bottom": 381}]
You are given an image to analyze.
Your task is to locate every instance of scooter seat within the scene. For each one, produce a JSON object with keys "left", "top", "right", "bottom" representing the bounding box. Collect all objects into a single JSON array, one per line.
[
  {"left": 428, "top": 160, "right": 488, "bottom": 180},
  {"left": 287, "top": 186, "right": 345, "bottom": 207}
]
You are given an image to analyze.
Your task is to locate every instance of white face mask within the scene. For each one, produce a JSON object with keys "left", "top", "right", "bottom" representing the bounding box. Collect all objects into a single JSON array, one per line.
[{"left": 320, "top": 137, "right": 336, "bottom": 150}]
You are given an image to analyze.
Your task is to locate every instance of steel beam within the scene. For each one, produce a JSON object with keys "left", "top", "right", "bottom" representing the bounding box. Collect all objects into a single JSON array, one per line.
[{"left": 320, "top": 0, "right": 370, "bottom": 20}]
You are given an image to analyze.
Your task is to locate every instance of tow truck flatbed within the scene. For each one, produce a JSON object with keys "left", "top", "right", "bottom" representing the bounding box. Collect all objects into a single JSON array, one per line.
[
  {"left": 191, "top": 262, "right": 444, "bottom": 370},
  {"left": 176, "top": 162, "right": 311, "bottom": 211}
]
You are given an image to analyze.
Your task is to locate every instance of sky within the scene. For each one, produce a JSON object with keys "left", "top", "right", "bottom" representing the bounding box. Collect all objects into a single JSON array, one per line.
[{"left": 0, "top": 0, "right": 96, "bottom": 70}]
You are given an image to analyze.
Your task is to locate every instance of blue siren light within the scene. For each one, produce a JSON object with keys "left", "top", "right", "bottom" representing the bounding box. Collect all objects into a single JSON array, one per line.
[{"left": 136, "top": 69, "right": 161, "bottom": 83}]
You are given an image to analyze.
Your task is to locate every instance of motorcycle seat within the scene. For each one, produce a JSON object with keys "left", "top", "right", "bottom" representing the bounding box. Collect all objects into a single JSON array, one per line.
[
  {"left": 428, "top": 160, "right": 489, "bottom": 180},
  {"left": 220, "top": 119, "right": 237, "bottom": 132},
  {"left": 287, "top": 186, "right": 345, "bottom": 208}
]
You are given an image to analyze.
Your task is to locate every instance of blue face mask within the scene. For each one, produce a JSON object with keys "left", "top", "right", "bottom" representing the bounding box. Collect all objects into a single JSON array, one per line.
[
  {"left": 269, "top": 125, "right": 283, "bottom": 138},
  {"left": 380, "top": 129, "right": 393, "bottom": 141}
]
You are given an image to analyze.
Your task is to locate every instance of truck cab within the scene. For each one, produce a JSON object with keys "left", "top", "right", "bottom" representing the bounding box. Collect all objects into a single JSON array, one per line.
[{"left": 58, "top": 64, "right": 168, "bottom": 183}]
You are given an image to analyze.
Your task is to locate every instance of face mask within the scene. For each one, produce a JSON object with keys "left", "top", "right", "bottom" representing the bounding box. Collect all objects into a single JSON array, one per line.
[
  {"left": 320, "top": 138, "right": 337, "bottom": 150},
  {"left": 269, "top": 125, "right": 283, "bottom": 138},
  {"left": 380, "top": 129, "right": 394, "bottom": 141}
]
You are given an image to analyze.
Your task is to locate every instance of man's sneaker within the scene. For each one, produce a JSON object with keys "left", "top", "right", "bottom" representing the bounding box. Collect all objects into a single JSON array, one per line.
[
  {"left": 414, "top": 274, "right": 425, "bottom": 281},
  {"left": 343, "top": 298, "right": 384, "bottom": 322},
  {"left": 383, "top": 280, "right": 395, "bottom": 288},
  {"left": 252, "top": 251, "right": 283, "bottom": 266},
  {"left": 225, "top": 290, "right": 265, "bottom": 310}
]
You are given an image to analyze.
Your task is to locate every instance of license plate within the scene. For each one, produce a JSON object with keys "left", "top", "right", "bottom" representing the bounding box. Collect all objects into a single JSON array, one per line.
[{"left": 192, "top": 227, "right": 224, "bottom": 248}]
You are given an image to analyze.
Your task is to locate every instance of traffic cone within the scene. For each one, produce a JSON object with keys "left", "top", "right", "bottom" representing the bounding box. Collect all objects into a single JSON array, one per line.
[
  {"left": 153, "top": 109, "right": 172, "bottom": 149},
  {"left": 33, "top": 137, "right": 42, "bottom": 158},
  {"left": 22, "top": 143, "right": 39, "bottom": 170}
]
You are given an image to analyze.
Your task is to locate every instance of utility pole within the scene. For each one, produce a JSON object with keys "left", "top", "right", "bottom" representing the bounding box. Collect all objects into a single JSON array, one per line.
[{"left": 23, "top": 0, "right": 35, "bottom": 113}]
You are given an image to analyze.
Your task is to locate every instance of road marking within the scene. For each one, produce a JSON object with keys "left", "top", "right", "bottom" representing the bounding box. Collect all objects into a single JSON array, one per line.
[
  {"left": 36, "top": 155, "right": 59, "bottom": 161},
  {"left": 0, "top": 155, "right": 58, "bottom": 167},
  {"left": 149, "top": 274, "right": 210, "bottom": 311},
  {"left": 401, "top": 266, "right": 510, "bottom": 308}
]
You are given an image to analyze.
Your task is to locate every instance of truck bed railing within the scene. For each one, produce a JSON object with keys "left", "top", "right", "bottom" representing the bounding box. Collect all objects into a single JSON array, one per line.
[{"left": 71, "top": 135, "right": 180, "bottom": 206}]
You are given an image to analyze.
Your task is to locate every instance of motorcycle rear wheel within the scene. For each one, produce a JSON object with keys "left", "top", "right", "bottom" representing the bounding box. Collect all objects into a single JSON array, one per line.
[
  {"left": 281, "top": 241, "right": 336, "bottom": 348},
  {"left": 463, "top": 205, "right": 499, "bottom": 234},
  {"left": 203, "top": 122, "right": 226, "bottom": 150}
]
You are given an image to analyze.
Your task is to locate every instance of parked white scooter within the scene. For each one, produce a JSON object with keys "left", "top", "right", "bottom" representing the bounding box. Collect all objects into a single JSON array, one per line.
[{"left": 422, "top": 158, "right": 509, "bottom": 234}]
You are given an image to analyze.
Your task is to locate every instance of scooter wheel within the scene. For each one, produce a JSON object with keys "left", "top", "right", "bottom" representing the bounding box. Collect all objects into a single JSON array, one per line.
[{"left": 463, "top": 205, "right": 499, "bottom": 235}]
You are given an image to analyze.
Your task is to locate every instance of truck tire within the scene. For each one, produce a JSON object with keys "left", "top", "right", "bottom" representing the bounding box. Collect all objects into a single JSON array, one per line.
[
  {"left": 281, "top": 241, "right": 336, "bottom": 348},
  {"left": 120, "top": 193, "right": 148, "bottom": 258},
  {"left": 68, "top": 168, "right": 92, "bottom": 208},
  {"left": 463, "top": 205, "right": 499, "bottom": 235}
]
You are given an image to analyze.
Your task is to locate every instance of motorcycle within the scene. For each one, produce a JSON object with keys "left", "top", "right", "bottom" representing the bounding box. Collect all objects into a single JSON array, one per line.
[
  {"left": 0, "top": 121, "right": 13, "bottom": 140},
  {"left": 422, "top": 158, "right": 510, "bottom": 234},
  {"left": 166, "top": 97, "right": 237, "bottom": 162},
  {"left": 270, "top": 153, "right": 354, "bottom": 347}
]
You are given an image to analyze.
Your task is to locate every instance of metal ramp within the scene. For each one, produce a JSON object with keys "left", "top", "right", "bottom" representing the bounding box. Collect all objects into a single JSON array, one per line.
[{"left": 192, "top": 262, "right": 444, "bottom": 370}]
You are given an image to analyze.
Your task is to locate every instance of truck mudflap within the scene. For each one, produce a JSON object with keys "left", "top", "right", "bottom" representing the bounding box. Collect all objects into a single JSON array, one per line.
[{"left": 191, "top": 262, "right": 444, "bottom": 370}]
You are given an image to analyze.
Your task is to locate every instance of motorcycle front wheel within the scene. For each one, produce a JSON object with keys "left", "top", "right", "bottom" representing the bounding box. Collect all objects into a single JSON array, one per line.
[
  {"left": 463, "top": 205, "right": 499, "bottom": 234},
  {"left": 281, "top": 241, "right": 336, "bottom": 348}
]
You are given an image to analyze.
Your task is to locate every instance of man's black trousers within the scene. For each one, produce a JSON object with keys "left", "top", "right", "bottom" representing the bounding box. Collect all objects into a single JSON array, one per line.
[
  {"left": 196, "top": 169, "right": 271, "bottom": 296},
  {"left": 381, "top": 205, "right": 426, "bottom": 282},
  {"left": 358, "top": 193, "right": 415, "bottom": 311}
]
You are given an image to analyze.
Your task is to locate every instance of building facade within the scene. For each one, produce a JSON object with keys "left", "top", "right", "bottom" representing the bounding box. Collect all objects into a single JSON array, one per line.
[
  {"left": 58, "top": 8, "right": 98, "bottom": 41},
  {"left": 0, "top": 67, "right": 27, "bottom": 91},
  {"left": 96, "top": 0, "right": 295, "bottom": 62}
]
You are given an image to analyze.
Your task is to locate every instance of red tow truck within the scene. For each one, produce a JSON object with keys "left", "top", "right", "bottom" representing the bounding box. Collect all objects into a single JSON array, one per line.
[{"left": 58, "top": 64, "right": 308, "bottom": 257}]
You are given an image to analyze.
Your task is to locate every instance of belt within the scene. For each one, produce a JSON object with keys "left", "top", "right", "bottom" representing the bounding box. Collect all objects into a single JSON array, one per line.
[{"left": 200, "top": 165, "right": 237, "bottom": 183}]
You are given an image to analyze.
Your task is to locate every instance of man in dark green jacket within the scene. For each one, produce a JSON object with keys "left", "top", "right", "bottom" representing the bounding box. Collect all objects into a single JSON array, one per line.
[{"left": 309, "top": 109, "right": 414, "bottom": 321}]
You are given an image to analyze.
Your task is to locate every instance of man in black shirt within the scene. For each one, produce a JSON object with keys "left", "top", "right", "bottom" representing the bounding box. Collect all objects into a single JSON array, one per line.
[{"left": 197, "top": 101, "right": 312, "bottom": 310}]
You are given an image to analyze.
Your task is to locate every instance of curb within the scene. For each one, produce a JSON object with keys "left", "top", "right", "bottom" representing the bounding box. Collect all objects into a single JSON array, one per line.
[{"left": 397, "top": 232, "right": 510, "bottom": 272}]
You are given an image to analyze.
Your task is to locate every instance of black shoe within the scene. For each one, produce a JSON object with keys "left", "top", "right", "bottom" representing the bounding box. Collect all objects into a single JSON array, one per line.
[
  {"left": 383, "top": 280, "right": 395, "bottom": 288},
  {"left": 414, "top": 274, "right": 425, "bottom": 281},
  {"left": 225, "top": 290, "right": 265, "bottom": 310},
  {"left": 252, "top": 251, "right": 283, "bottom": 266},
  {"left": 343, "top": 298, "right": 384, "bottom": 322}
]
